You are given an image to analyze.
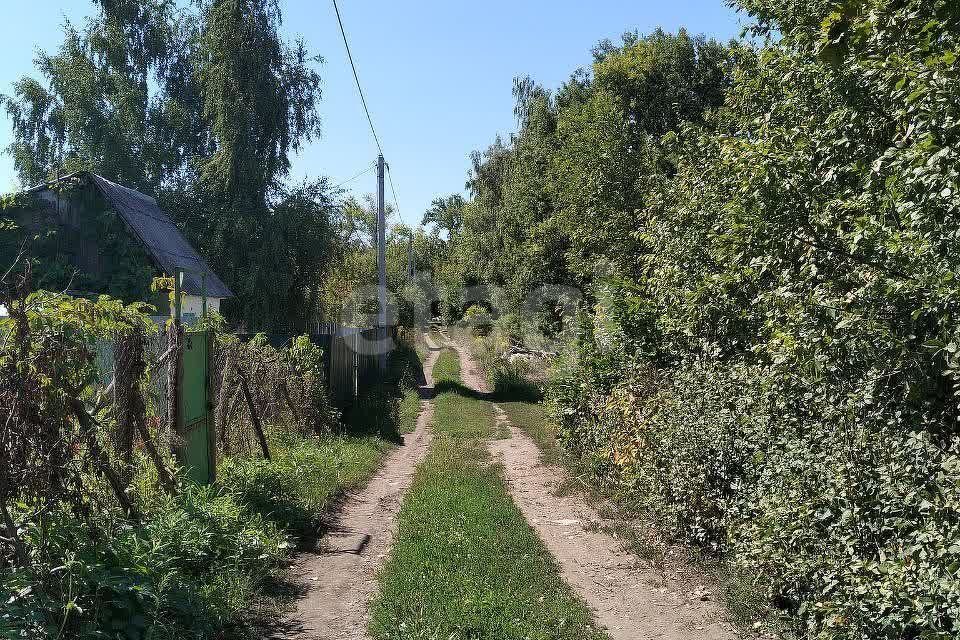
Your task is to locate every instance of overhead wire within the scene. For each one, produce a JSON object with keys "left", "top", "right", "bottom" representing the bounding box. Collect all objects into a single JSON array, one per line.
[
  {"left": 385, "top": 163, "right": 405, "bottom": 228},
  {"left": 331, "top": 0, "right": 408, "bottom": 227},
  {"left": 331, "top": 162, "right": 376, "bottom": 190},
  {"left": 331, "top": 0, "right": 383, "bottom": 157}
]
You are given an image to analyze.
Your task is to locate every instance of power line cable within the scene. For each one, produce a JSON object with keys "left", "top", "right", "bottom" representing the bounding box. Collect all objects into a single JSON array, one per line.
[
  {"left": 385, "top": 163, "right": 405, "bottom": 227},
  {"left": 332, "top": 0, "right": 383, "bottom": 157},
  {"left": 331, "top": 0, "right": 409, "bottom": 228},
  {"left": 331, "top": 162, "right": 376, "bottom": 190}
]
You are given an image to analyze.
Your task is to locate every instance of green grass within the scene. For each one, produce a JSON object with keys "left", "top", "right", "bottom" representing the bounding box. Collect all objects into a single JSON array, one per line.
[
  {"left": 396, "top": 331, "right": 426, "bottom": 435},
  {"left": 220, "top": 430, "right": 391, "bottom": 533},
  {"left": 432, "top": 350, "right": 495, "bottom": 439},
  {"left": 369, "top": 349, "right": 608, "bottom": 640},
  {"left": 433, "top": 348, "right": 461, "bottom": 383},
  {"left": 498, "top": 400, "right": 560, "bottom": 462},
  {"left": 397, "top": 384, "right": 422, "bottom": 435}
]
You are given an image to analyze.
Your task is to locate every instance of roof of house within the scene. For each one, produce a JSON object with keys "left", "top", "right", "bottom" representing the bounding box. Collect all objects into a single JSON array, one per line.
[{"left": 29, "top": 172, "right": 233, "bottom": 299}]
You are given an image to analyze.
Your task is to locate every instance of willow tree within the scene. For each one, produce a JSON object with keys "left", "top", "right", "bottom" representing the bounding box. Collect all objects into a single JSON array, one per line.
[{"left": 191, "top": 0, "right": 323, "bottom": 329}]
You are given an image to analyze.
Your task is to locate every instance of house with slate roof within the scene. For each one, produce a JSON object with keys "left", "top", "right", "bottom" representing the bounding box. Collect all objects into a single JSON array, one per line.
[{"left": 2, "top": 171, "right": 232, "bottom": 322}]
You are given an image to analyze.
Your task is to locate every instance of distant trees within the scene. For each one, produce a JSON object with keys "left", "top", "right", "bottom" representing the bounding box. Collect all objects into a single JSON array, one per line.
[
  {"left": 2, "top": 0, "right": 328, "bottom": 333},
  {"left": 317, "top": 192, "right": 445, "bottom": 327},
  {"left": 432, "top": 29, "right": 734, "bottom": 315}
]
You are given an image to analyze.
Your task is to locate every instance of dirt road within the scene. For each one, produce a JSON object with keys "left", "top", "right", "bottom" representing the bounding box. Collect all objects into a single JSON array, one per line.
[
  {"left": 271, "top": 332, "right": 743, "bottom": 640},
  {"left": 447, "top": 337, "right": 742, "bottom": 640},
  {"left": 268, "top": 344, "right": 442, "bottom": 640}
]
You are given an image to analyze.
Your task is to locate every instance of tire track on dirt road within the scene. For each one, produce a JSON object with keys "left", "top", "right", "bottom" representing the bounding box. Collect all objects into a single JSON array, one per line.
[
  {"left": 446, "top": 336, "right": 741, "bottom": 640},
  {"left": 267, "top": 341, "right": 442, "bottom": 640}
]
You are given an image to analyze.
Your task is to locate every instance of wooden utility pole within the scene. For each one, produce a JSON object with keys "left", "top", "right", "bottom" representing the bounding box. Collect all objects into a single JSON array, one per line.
[{"left": 376, "top": 153, "right": 387, "bottom": 371}]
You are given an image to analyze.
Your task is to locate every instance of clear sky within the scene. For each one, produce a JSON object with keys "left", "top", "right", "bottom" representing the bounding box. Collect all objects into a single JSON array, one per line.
[{"left": 0, "top": 1, "right": 747, "bottom": 227}]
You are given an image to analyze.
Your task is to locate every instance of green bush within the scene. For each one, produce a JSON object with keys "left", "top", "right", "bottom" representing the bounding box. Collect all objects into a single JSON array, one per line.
[
  {"left": 473, "top": 326, "right": 543, "bottom": 401},
  {"left": 1, "top": 429, "right": 394, "bottom": 639},
  {"left": 1, "top": 483, "right": 286, "bottom": 640},
  {"left": 287, "top": 334, "right": 340, "bottom": 434},
  {"left": 544, "top": 2, "right": 960, "bottom": 637},
  {"left": 462, "top": 304, "right": 493, "bottom": 336},
  {"left": 552, "top": 344, "right": 960, "bottom": 637}
]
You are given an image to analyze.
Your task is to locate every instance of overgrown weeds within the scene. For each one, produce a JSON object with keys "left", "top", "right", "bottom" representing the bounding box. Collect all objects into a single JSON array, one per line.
[
  {"left": 0, "top": 266, "right": 403, "bottom": 638},
  {"left": 472, "top": 327, "right": 544, "bottom": 402},
  {"left": 219, "top": 430, "right": 390, "bottom": 535}
]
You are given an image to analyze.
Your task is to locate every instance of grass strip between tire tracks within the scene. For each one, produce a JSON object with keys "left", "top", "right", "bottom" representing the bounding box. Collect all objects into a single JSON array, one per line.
[{"left": 369, "top": 350, "right": 608, "bottom": 640}]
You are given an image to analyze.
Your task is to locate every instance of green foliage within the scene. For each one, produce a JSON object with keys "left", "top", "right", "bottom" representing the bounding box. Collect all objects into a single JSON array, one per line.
[
  {"left": 2, "top": 0, "right": 329, "bottom": 333},
  {"left": 1, "top": 482, "right": 287, "bottom": 640},
  {"left": 434, "top": 30, "right": 733, "bottom": 315},
  {"left": 219, "top": 431, "right": 389, "bottom": 534},
  {"left": 197, "top": 0, "right": 321, "bottom": 207},
  {"left": 2, "top": 408, "right": 390, "bottom": 639},
  {"left": 1, "top": 186, "right": 157, "bottom": 302},
  {"left": 395, "top": 338, "right": 425, "bottom": 436},
  {"left": 1, "top": 0, "right": 179, "bottom": 190},
  {"left": 320, "top": 193, "right": 445, "bottom": 327},
  {"left": 287, "top": 334, "right": 339, "bottom": 434},
  {"left": 473, "top": 326, "right": 543, "bottom": 401},
  {"left": 421, "top": 193, "right": 465, "bottom": 237},
  {"left": 462, "top": 303, "right": 493, "bottom": 336},
  {"left": 0, "top": 277, "right": 394, "bottom": 638}
]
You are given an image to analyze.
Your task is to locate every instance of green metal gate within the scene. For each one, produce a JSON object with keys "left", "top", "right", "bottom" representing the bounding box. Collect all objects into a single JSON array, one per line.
[{"left": 179, "top": 330, "right": 215, "bottom": 485}]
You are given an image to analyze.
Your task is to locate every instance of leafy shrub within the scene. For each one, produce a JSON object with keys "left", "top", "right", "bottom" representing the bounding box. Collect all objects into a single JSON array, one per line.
[
  {"left": 287, "top": 334, "right": 340, "bottom": 434},
  {"left": 545, "top": 2, "right": 960, "bottom": 637},
  {"left": 1, "top": 483, "right": 286, "bottom": 640},
  {"left": 1, "top": 428, "right": 393, "bottom": 639},
  {"left": 462, "top": 304, "right": 493, "bottom": 336},
  {"left": 473, "top": 324, "right": 544, "bottom": 401},
  {"left": 552, "top": 339, "right": 960, "bottom": 639}
]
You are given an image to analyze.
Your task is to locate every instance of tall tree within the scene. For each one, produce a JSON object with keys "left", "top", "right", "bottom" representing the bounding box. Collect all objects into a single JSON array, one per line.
[
  {"left": 196, "top": 0, "right": 322, "bottom": 208},
  {"left": 2, "top": 0, "right": 328, "bottom": 332},
  {"left": 191, "top": 0, "right": 323, "bottom": 329},
  {"left": 2, "top": 0, "right": 177, "bottom": 190}
]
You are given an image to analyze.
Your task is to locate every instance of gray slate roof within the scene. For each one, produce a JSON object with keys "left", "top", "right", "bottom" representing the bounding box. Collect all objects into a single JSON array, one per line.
[{"left": 32, "top": 172, "right": 233, "bottom": 299}]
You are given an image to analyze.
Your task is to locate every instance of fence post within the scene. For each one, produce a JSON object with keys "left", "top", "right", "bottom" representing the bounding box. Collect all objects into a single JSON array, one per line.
[
  {"left": 167, "top": 321, "right": 184, "bottom": 461},
  {"left": 238, "top": 369, "right": 271, "bottom": 461}
]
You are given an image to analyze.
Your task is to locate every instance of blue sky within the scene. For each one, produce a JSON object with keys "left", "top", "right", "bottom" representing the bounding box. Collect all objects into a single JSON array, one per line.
[{"left": 0, "top": 1, "right": 746, "bottom": 227}]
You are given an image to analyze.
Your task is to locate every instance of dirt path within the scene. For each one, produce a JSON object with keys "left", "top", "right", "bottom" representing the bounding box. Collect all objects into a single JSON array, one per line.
[
  {"left": 268, "top": 344, "right": 442, "bottom": 640},
  {"left": 447, "top": 336, "right": 742, "bottom": 640}
]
